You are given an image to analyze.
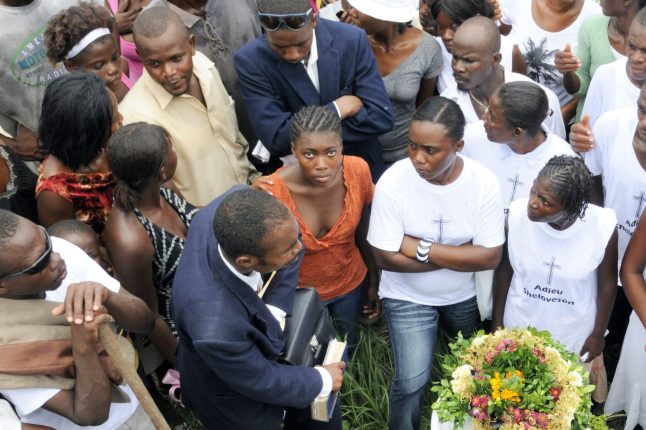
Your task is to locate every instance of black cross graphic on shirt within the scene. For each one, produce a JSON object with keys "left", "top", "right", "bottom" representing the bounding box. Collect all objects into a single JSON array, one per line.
[
  {"left": 543, "top": 257, "right": 561, "bottom": 286},
  {"left": 634, "top": 191, "right": 646, "bottom": 218},
  {"left": 507, "top": 174, "right": 524, "bottom": 204},
  {"left": 432, "top": 214, "right": 450, "bottom": 243}
]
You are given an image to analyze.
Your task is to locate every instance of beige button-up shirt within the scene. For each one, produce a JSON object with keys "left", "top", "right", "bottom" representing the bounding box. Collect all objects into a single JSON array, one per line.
[{"left": 119, "top": 51, "right": 258, "bottom": 206}]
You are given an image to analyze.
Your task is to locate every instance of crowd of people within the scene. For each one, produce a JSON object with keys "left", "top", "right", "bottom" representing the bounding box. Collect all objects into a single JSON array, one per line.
[{"left": 0, "top": 0, "right": 645, "bottom": 429}]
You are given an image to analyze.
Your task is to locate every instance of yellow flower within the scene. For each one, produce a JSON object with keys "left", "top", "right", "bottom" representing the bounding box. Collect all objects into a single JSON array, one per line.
[{"left": 501, "top": 389, "right": 521, "bottom": 403}]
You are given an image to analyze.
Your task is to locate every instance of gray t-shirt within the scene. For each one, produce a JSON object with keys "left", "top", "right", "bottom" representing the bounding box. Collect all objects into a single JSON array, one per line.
[
  {"left": 379, "top": 32, "right": 443, "bottom": 163},
  {"left": 0, "top": 0, "right": 100, "bottom": 134}
]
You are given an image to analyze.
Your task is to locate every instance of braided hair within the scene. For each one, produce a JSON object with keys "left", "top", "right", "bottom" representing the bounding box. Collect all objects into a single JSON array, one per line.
[
  {"left": 290, "top": 106, "right": 342, "bottom": 145},
  {"left": 412, "top": 96, "right": 466, "bottom": 141},
  {"left": 107, "top": 123, "right": 171, "bottom": 211},
  {"left": 537, "top": 155, "right": 593, "bottom": 222},
  {"left": 495, "top": 81, "right": 550, "bottom": 137},
  {"left": 44, "top": 3, "right": 114, "bottom": 65}
]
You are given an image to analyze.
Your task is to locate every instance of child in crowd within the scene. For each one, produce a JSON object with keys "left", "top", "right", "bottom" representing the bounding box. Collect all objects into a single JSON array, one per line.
[{"left": 47, "top": 219, "right": 112, "bottom": 274}]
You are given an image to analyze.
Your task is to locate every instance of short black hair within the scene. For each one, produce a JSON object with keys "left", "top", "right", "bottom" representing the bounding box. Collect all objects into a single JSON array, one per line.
[
  {"left": 38, "top": 72, "right": 113, "bottom": 171},
  {"left": 290, "top": 106, "right": 342, "bottom": 145},
  {"left": 213, "top": 188, "right": 291, "bottom": 259},
  {"left": 48, "top": 219, "right": 96, "bottom": 238},
  {"left": 495, "top": 81, "right": 549, "bottom": 136},
  {"left": 431, "top": 0, "right": 494, "bottom": 23},
  {"left": 412, "top": 96, "right": 466, "bottom": 141},
  {"left": 133, "top": 7, "right": 188, "bottom": 42},
  {"left": 257, "top": 0, "right": 311, "bottom": 14},
  {"left": 538, "top": 155, "right": 593, "bottom": 222},
  {"left": 44, "top": 2, "right": 114, "bottom": 64},
  {"left": 107, "top": 122, "right": 170, "bottom": 210},
  {"left": 0, "top": 209, "right": 19, "bottom": 248}
]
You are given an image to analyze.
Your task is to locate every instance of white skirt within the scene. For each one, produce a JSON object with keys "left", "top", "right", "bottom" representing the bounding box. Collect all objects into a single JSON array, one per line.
[{"left": 605, "top": 311, "right": 646, "bottom": 428}]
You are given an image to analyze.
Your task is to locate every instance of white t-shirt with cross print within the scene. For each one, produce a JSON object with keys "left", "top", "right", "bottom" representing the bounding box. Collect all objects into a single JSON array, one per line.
[{"left": 503, "top": 198, "right": 616, "bottom": 354}]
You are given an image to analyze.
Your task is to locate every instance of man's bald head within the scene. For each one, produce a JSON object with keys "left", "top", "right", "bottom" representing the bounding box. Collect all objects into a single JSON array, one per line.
[
  {"left": 133, "top": 7, "right": 188, "bottom": 44},
  {"left": 453, "top": 16, "right": 501, "bottom": 55}
]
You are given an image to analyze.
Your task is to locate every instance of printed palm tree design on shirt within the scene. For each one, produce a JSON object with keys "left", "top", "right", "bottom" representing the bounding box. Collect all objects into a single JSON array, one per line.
[{"left": 523, "top": 37, "right": 560, "bottom": 87}]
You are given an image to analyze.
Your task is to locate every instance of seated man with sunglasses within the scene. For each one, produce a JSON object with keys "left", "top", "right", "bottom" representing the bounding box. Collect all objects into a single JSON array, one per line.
[
  {"left": 0, "top": 209, "right": 157, "bottom": 429},
  {"left": 234, "top": 0, "right": 394, "bottom": 180}
]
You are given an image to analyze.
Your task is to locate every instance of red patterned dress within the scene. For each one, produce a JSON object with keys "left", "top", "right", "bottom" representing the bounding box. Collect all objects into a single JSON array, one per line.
[{"left": 36, "top": 165, "right": 114, "bottom": 235}]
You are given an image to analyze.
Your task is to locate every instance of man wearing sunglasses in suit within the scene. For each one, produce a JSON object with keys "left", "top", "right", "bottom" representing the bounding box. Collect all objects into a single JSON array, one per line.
[
  {"left": 0, "top": 209, "right": 157, "bottom": 429},
  {"left": 234, "top": 0, "right": 394, "bottom": 180}
]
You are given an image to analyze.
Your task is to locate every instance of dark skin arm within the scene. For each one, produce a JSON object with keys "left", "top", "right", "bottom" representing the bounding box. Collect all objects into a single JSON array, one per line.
[
  {"left": 356, "top": 205, "right": 381, "bottom": 319},
  {"left": 415, "top": 77, "right": 437, "bottom": 108},
  {"left": 104, "top": 211, "right": 178, "bottom": 366},
  {"left": 52, "top": 282, "right": 155, "bottom": 335},
  {"left": 0, "top": 125, "right": 46, "bottom": 161},
  {"left": 560, "top": 97, "right": 579, "bottom": 127},
  {"left": 580, "top": 229, "right": 618, "bottom": 362},
  {"left": 491, "top": 237, "right": 512, "bottom": 330},
  {"left": 372, "top": 239, "right": 501, "bottom": 274},
  {"left": 399, "top": 235, "right": 503, "bottom": 272},
  {"left": 590, "top": 175, "right": 604, "bottom": 207},
  {"left": 37, "top": 190, "right": 76, "bottom": 229},
  {"left": 511, "top": 45, "right": 527, "bottom": 76},
  {"left": 621, "top": 210, "right": 646, "bottom": 334},
  {"left": 42, "top": 314, "right": 113, "bottom": 426}
]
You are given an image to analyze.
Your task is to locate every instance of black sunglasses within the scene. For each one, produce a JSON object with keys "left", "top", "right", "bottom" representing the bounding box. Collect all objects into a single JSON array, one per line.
[
  {"left": 0, "top": 226, "right": 52, "bottom": 279},
  {"left": 259, "top": 8, "right": 314, "bottom": 32}
]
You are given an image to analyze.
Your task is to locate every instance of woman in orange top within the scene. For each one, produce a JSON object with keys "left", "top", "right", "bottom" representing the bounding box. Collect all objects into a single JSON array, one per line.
[{"left": 255, "top": 106, "right": 379, "bottom": 350}]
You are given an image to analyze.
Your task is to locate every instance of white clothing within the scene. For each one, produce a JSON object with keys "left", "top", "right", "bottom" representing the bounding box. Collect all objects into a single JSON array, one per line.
[
  {"left": 504, "top": 199, "right": 617, "bottom": 354},
  {"left": 581, "top": 58, "right": 640, "bottom": 127},
  {"left": 605, "top": 311, "right": 646, "bottom": 428},
  {"left": 502, "top": 0, "right": 601, "bottom": 105},
  {"left": 0, "top": 400, "right": 20, "bottom": 430},
  {"left": 367, "top": 156, "right": 505, "bottom": 306},
  {"left": 441, "top": 72, "right": 566, "bottom": 139},
  {"left": 462, "top": 124, "right": 574, "bottom": 210},
  {"left": 586, "top": 107, "right": 646, "bottom": 282},
  {"left": 0, "top": 237, "right": 139, "bottom": 430},
  {"left": 435, "top": 34, "right": 518, "bottom": 94}
]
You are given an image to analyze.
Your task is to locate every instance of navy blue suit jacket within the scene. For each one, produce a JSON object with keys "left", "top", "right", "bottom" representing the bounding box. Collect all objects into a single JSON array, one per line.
[
  {"left": 172, "top": 185, "right": 321, "bottom": 430},
  {"left": 234, "top": 18, "right": 394, "bottom": 179}
]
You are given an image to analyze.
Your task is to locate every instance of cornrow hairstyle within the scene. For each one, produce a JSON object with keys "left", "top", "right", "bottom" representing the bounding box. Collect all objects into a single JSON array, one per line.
[
  {"left": 0, "top": 209, "right": 19, "bottom": 248},
  {"left": 107, "top": 123, "right": 170, "bottom": 211},
  {"left": 213, "top": 188, "right": 291, "bottom": 259},
  {"left": 496, "top": 81, "right": 549, "bottom": 137},
  {"left": 39, "top": 72, "right": 113, "bottom": 171},
  {"left": 537, "top": 155, "right": 593, "bottom": 222},
  {"left": 412, "top": 96, "right": 466, "bottom": 142},
  {"left": 290, "top": 106, "right": 342, "bottom": 145},
  {"left": 133, "top": 7, "right": 188, "bottom": 42},
  {"left": 44, "top": 2, "right": 114, "bottom": 65},
  {"left": 257, "top": 0, "right": 311, "bottom": 14},
  {"left": 430, "top": 0, "right": 494, "bottom": 23}
]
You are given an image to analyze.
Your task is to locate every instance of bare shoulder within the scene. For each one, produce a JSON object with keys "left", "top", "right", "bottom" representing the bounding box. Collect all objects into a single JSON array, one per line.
[{"left": 104, "top": 208, "right": 152, "bottom": 255}]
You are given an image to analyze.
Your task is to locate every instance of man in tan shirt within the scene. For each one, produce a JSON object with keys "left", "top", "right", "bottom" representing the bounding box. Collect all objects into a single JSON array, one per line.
[{"left": 119, "top": 7, "right": 258, "bottom": 207}]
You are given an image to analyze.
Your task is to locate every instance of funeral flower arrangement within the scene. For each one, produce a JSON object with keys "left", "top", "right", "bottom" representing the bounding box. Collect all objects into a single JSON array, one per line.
[{"left": 431, "top": 328, "right": 608, "bottom": 430}]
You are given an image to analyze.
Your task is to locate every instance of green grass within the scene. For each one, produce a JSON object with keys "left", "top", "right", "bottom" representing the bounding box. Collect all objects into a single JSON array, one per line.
[{"left": 341, "top": 319, "right": 449, "bottom": 430}]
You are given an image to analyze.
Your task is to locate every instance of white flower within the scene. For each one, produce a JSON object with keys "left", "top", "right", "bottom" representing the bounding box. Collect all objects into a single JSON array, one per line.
[
  {"left": 451, "top": 365, "right": 473, "bottom": 396},
  {"left": 472, "top": 336, "right": 486, "bottom": 347},
  {"left": 567, "top": 371, "right": 583, "bottom": 387}
]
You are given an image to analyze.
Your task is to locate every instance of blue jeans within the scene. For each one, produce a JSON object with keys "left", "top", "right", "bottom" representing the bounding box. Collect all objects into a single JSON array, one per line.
[
  {"left": 383, "top": 296, "right": 479, "bottom": 430},
  {"left": 324, "top": 281, "right": 365, "bottom": 354}
]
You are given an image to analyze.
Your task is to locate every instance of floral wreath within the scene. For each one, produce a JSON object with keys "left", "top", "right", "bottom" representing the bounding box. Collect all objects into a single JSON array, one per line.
[{"left": 432, "top": 328, "right": 608, "bottom": 430}]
